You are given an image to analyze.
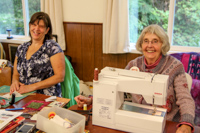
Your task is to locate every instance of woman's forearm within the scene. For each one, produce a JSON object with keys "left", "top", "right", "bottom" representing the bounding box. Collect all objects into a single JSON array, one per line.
[
  {"left": 29, "top": 74, "right": 64, "bottom": 91},
  {"left": 12, "top": 74, "right": 19, "bottom": 83}
]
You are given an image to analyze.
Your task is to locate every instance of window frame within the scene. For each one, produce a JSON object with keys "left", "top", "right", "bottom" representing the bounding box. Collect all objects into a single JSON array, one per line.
[{"left": 22, "top": 0, "right": 29, "bottom": 37}]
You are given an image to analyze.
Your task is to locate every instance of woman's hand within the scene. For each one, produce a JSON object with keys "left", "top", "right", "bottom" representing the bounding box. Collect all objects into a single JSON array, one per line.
[
  {"left": 10, "top": 81, "right": 24, "bottom": 94},
  {"left": 17, "top": 84, "right": 34, "bottom": 94},
  {"left": 176, "top": 124, "right": 192, "bottom": 133},
  {"left": 74, "top": 95, "right": 92, "bottom": 107}
]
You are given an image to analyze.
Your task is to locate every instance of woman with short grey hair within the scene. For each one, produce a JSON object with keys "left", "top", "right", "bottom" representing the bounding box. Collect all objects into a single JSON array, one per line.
[
  {"left": 126, "top": 24, "right": 195, "bottom": 133},
  {"left": 136, "top": 24, "right": 170, "bottom": 55}
]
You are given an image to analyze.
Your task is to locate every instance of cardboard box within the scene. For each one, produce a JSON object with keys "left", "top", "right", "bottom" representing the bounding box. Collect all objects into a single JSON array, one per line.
[{"left": 36, "top": 106, "right": 85, "bottom": 133}]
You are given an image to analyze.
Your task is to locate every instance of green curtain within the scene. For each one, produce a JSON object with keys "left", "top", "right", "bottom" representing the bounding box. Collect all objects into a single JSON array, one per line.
[{"left": 61, "top": 56, "right": 80, "bottom": 108}]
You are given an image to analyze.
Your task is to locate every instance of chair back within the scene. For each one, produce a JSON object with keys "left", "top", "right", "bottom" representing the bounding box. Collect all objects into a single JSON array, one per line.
[
  {"left": 0, "top": 43, "right": 6, "bottom": 59},
  {"left": 185, "top": 72, "right": 192, "bottom": 92}
]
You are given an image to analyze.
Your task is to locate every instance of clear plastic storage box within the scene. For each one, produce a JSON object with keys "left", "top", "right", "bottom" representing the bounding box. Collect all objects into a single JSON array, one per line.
[{"left": 36, "top": 106, "right": 85, "bottom": 133}]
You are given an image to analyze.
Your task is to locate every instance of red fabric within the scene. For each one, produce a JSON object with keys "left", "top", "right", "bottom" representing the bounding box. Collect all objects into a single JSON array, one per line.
[
  {"left": 23, "top": 100, "right": 51, "bottom": 111},
  {"left": 181, "top": 53, "right": 190, "bottom": 73},
  {"left": 144, "top": 55, "right": 162, "bottom": 69}
]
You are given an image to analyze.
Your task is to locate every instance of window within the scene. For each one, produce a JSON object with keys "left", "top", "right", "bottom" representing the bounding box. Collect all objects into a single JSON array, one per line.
[
  {"left": 172, "top": 0, "right": 200, "bottom": 47},
  {"left": 0, "top": 0, "right": 40, "bottom": 37},
  {"left": 129, "top": 0, "right": 200, "bottom": 53}
]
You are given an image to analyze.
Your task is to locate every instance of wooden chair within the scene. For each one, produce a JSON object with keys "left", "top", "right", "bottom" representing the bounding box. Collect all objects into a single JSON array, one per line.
[{"left": 0, "top": 43, "right": 6, "bottom": 59}]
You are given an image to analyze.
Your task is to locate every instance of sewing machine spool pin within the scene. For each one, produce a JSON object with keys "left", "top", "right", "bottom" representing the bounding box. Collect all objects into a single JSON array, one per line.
[
  {"left": 94, "top": 68, "right": 99, "bottom": 81},
  {"left": 6, "top": 29, "right": 13, "bottom": 39}
]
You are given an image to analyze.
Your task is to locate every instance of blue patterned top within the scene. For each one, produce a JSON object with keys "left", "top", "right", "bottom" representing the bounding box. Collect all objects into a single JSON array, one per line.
[{"left": 16, "top": 39, "right": 63, "bottom": 97}]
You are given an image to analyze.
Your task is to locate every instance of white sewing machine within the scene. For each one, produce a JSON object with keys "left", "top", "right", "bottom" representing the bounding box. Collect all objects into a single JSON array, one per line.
[{"left": 92, "top": 67, "right": 169, "bottom": 133}]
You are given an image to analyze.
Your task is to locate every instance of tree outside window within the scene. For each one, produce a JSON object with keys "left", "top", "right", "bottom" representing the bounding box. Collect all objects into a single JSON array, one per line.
[
  {"left": 0, "top": 0, "right": 40, "bottom": 36},
  {"left": 129, "top": 0, "right": 200, "bottom": 48},
  {"left": 173, "top": 0, "right": 200, "bottom": 47}
]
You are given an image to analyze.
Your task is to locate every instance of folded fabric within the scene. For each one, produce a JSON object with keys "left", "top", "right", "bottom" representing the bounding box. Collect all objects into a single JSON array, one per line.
[{"left": 50, "top": 115, "right": 72, "bottom": 128}]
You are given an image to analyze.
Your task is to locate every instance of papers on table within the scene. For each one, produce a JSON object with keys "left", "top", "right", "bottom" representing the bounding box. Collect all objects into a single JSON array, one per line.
[
  {"left": 0, "top": 110, "right": 22, "bottom": 130},
  {"left": 45, "top": 96, "right": 57, "bottom": 102},
  {"left": 0, "top": 91, "right": 23, "bottom": 100}
]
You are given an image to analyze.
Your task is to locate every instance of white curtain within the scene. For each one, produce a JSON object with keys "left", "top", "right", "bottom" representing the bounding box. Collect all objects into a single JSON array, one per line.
[
  {"left": 103, "top": 0, "right": 130, "bottom": 53},
  {"left": 41, "top": 0, "right": 66, "bottom": 50}
]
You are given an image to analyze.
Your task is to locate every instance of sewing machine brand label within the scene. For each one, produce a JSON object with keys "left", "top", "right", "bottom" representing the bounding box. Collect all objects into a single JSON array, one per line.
[{"left": 154, "top": 92, "right": 162, "bottom": 95}]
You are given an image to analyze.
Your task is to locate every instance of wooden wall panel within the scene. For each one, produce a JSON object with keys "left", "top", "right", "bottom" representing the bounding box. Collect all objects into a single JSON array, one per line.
[
  {"left": 63, "top": 22, "right": 141, "bottom": 81},
  {"left": 64, "top": 23, "right": 83, "bottom": 79},
  {"left": 102, "top": 54, "right": 128, "bottom": 69},
  {"left": 102, "top": 54, "right": 119, "bottom": 68},
  {"left": 126, "top": 53, "right": 142, "bottom": 65},
  {"left": 82, "top": 24, "right": 95, "bottom": 81},
  {"left": 94, "top": 25, "right": 103, "bottom": 77},
  {"left": 117, "top": 54, "right": 128, "bottom": 69}
]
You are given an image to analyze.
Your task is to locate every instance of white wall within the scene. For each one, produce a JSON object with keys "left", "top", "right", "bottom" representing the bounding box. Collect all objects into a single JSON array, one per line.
[{"left": 62, "top": 0, "right": 106, "bottom": 23}]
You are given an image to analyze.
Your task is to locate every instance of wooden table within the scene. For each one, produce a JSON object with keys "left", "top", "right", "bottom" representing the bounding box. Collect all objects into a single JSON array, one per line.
[
  {"left": 5, "top": 93, "right": 70, "bottom": 109},
  {"left": 4, "top": 93, "right": 70, "bottom": 123},
  {"left": 3, "top": 94, "right": 178, "bottom": 133},
  {"left": 7, "top": 93, "right": 50, "bottom": 108},
  {"left": 69, "top": 105, "right": 178, "bottom": 133}
]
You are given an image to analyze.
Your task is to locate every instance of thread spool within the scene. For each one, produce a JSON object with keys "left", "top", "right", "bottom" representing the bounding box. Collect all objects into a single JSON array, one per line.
[
  {"left": 6, "top": 29, "right": 13, "bottom": 39},
  {"left": 83, "top": 104, "right": 87, "bottom": 110},
  {"left": 94, "top": 68, "right": 99, "bottom": 81}
]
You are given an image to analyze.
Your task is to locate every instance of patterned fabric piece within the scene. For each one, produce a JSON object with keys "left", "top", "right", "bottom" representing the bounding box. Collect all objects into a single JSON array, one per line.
[
  {"left": 171, "top": 52, "right": 200, "bottom": 126},
  {"left": 171, "top": 52, "right": 200, "bottom": 80},
  {"left": 191, "top": 79, "right": 200, "bottom": 126},
  {"left": 181, "top": 53, "right": 190, "bottom": 73},
  {"left": 23, "top": 100, "right": 51, "bottom": 111},
  {"left": 16, "top": 39, "right": 63, "bottom": 97},
  {"left": 170, "top": 53, "right": 183, "bottom": 61},
  {"left": 184, "top": 53, "right": 200, "bottom": 79}
]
